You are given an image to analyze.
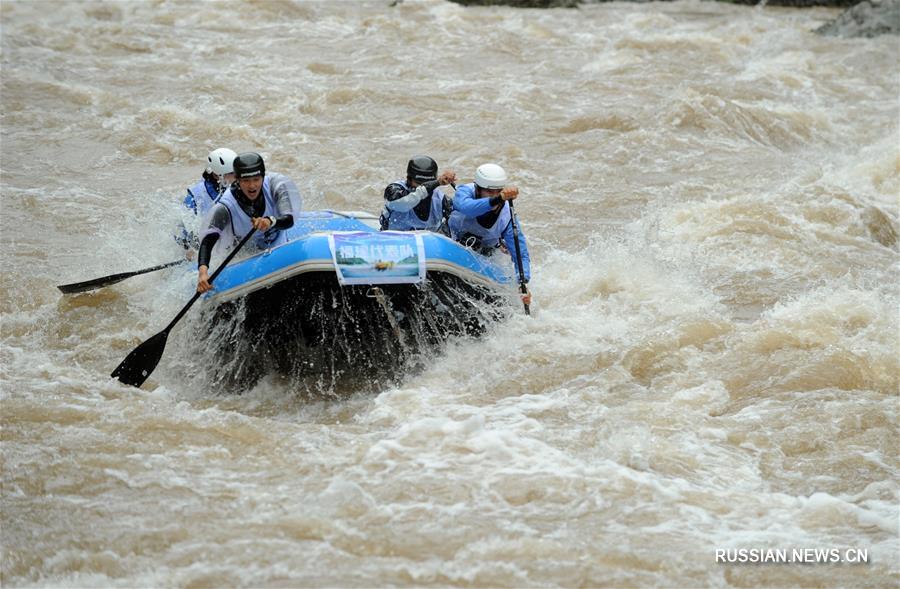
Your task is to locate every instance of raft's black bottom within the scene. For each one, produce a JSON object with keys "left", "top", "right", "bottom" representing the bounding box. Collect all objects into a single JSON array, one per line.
[{"left": 200, "top": 272, "right": 506, "bottom": 393}]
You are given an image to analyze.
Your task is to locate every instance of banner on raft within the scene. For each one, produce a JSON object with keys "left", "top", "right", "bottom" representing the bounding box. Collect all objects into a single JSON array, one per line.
[{"left": 328, "top": 231, "right": 426, "bottom": 285}]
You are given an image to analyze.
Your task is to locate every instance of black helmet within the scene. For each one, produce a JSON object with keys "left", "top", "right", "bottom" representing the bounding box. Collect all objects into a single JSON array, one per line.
[
  {"left": 407, "top": 155, "right": 438, "bottom": 182},
  {"left": 233, "top": 152, "right": 266, "bottom": 178}
]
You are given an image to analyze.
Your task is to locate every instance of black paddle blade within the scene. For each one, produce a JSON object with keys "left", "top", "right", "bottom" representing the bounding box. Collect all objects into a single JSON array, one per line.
[
  {"left": 58, "top": 274, "right": 132, "bottom": 294},
  {"left": 58, "top": 260, "right": 185, "bottom": 294},
  {"left": 111, "top": 330, "right": 170, "bottom": 388}
]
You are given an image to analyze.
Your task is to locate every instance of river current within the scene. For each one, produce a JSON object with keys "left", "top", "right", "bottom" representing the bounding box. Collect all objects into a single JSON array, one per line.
[{"left": 1, "top": 0, "right": 897, "bottom": 587}]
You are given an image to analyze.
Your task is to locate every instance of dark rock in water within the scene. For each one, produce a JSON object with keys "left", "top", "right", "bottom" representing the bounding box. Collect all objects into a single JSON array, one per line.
[
  {"left": 445, "top": 0, "right": 859, "bottom": 6},
  {"left": 445, "top": 0, "right": 580, "bottom": 7},
  {"left": 816, "top": 0, "right": 900, "bottom": 37},
  {"left": 442, "top": 0, "right": 898, "bottom": 37},
  {"left": 716, "top": 0, "right": 858, "bottom": 5}
]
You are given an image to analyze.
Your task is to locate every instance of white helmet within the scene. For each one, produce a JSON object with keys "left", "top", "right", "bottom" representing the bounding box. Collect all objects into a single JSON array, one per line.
[
  {"left": 207, "top": 147, "right": 237, "bottom": 176},
  {"left": 474, "top": 163, "right": 508, "bottom": 190}
]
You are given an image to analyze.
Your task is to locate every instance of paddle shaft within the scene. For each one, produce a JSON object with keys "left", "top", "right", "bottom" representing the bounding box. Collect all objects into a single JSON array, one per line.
[
  {"left": 58, "top": 259, "right": 186, "bottom": 294},
  {"left": 162, "top": 228, "right": 258, "bottom": 335},
  {"left": 507, "top": 201, "right": 530, "bottom": 316}
]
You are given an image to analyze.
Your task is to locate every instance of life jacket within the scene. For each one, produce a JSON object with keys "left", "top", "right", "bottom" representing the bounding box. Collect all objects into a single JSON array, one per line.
[
  {"left": 185, "top": 178, "right": 221, "bottom": 217},
  {"left": 202, "top": 176, "right": 291, "bottom": 253},
  {"left": 449, "top": 202, "right": 512, "bottom": 253},
  {"left": 449, "top": 183, "right": 531, "bottom": 282},
  {"left": 380, "top": 180, "right": 445, "bottom": 232}
]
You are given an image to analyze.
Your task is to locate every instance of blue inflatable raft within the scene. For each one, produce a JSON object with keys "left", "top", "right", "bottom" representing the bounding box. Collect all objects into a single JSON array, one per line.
[
  {"left": 208, "top": 210, "right": 513, "bottom": 304},
  {"left": 200, "top": 210, "right": 515, "bottom": 389}
]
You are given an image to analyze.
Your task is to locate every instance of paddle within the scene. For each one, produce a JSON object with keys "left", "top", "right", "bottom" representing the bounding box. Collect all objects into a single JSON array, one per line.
[
  {"left": 58, "top": 260, "right": 186, "bottom": 294},
  {"left": 507, "top": 201, "right": 530, "bottom": 316},
  {"left": 110, "top": 229, "right": 256, "bottom": 388}
]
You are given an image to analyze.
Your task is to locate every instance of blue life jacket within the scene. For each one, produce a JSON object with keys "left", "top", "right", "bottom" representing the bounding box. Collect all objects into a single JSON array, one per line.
[
  {"left": 449, "top": 183, "right": 531, "bottom": 282},
  {"left": 184, "top": 178, "right": 220, "bottom": 217},
  {"left": 449, "top": 205, "right": 511, "bottom": 251},
  {"left": 380, "top": 180, "right": 446, "bottom": 232},
  {"left": 176, "top": 178, "right": 221, "bottom": 249}
]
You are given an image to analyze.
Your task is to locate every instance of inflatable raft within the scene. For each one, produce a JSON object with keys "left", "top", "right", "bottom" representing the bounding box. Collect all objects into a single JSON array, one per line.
[{"left": 199, "top": 210, "right": 516, "bottom": 388}]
